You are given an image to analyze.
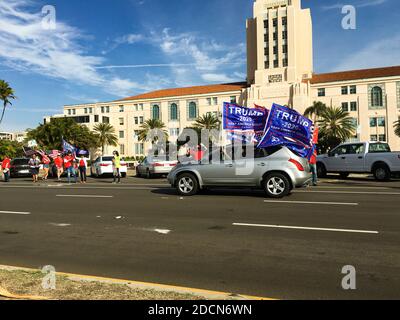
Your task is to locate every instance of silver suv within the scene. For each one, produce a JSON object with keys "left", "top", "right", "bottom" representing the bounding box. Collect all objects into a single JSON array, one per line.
[{"left": 168, "top": 146, "right": 311, "bottom": 198}]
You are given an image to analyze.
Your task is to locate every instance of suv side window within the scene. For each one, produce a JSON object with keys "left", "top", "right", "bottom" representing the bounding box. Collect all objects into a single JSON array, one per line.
[
  {"left": 369, "top": 143, "right": 391, "bottom": 153},
  {"left": 332, "top": 145, "right": 348, "bottom": 156},
  {"left": 347, "top": 144, "right": 365, "bottom": 155}
]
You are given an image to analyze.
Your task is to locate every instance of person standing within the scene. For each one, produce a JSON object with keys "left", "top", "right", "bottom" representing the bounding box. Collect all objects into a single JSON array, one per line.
[
  {"left": 78, "top": 155, "right": 87, "bottom": 184},
  {"left": 1, "top": 155, "right": 11, "bottom": 182},
  {"left": 29, "top": 154, "right": 41, "bottom": 183},
  {"left": 41, "top": 153, "right": 51, "bottom": 181},
  {"left": 112, "top": 151, "right": 121, "bottom": 184},
  {"left": 54, "top": 154, "right": 64, "bottom": 181},
  {"left": 64, "top": 152, "right": 77, "bottom": 184},
  {"left": 309, "top": 147, "right": 318, "bottom": 186}
]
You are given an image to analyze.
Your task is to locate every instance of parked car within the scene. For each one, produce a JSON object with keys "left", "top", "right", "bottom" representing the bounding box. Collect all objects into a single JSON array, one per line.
[
  {"left": 90, "top": 156, "right": 127, "bottom": 177},
  {"left": 136, "top": 157, "right": 178, "bottom": 179},
  {"left": 167, "top": 145, "right": 311, "bottom": 198},
  {"left": 10, "top": 158, "right": 31, "bottom": 178},
  {"left": 317, "top": 142, "right": 400, "bottom": 181}
]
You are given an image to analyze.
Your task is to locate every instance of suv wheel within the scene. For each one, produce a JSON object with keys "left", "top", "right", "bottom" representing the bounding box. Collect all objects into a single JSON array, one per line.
[
  {"left": 373, "top": 165, "right": 390, "bottom": 181},
  {"left": 317, "top": 163, "right": 327, "bottom": 178},
  {"left": 176, "top": 173, "right": 198, "bottom": 196},
  {"left": 263, "top": 173, "right": 290, "bottom": 198}
]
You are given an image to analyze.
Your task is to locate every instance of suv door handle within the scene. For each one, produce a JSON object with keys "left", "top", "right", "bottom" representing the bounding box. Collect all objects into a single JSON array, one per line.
[
  {"left": 258, "top": 163, "right": 266, "bottom": 167},
  {"left": 358, "top": 156, "right": 363, "bottom": 159},
  {"left": 341, "top": 157, "right": 346, "bottom": 160}
]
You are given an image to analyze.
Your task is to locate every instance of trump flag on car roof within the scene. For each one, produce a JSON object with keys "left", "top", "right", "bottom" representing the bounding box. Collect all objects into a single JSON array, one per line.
[
  {"left": 257, "top": 103, "right": 315, "bottom": 159},
  {"left": 223, "top": 102, "right": 269, "bottom": 132}
]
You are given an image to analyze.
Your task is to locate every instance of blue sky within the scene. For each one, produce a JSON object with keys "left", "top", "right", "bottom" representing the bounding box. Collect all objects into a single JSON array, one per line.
[{"left": 0, "top": 0, "right": 399, "bottom": 132}]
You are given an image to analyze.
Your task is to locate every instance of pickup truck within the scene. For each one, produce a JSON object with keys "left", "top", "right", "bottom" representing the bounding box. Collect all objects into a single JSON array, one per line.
[{"left": 317, "top": 142, "right": 400, "bottom": 181}]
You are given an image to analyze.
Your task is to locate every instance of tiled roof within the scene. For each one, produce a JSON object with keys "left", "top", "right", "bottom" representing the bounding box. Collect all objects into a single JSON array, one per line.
[
  {"left": 117, "top": 82, "right": 247, "bottom": 102},
  {"left": 310, "top": 65, "right": 400, "bottom": 84}
]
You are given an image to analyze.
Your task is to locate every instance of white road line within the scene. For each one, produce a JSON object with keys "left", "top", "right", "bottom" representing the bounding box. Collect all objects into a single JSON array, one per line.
[
  {"left": 264, "top": 200, "right": 358, "bottom": 206},
  {"left": 56, "top": 195, "right": 114, "bottom": 198},
  {"left": 0, "top": 211, "right": 31, "bottom": 215},
  {"left": 233, "top": 223, "right": 379, "bottom": 234},
  {"left": 295, "top": 190, "right": 400, "bottom": 195}
]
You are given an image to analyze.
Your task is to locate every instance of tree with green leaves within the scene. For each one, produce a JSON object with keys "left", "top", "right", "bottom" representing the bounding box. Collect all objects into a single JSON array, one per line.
[
  {"left": 27, "top": 118, "right": 98, "bottom": 151},
  {"left": 93, "top": 123, "right": 118, "bottom": 155},
  {"left": 138, "top": 119, "right": 168, "bottom": 143},
  {"left": 394, "top": 120, "right": 400, "bottom": 138},
  {"left": 0, "top": 80, "right": 16, "bottom": 125},
  {"left": 317, "top": 107, "right": 356, "bottom": 153},
  {"left": 0, "top": 140, "right": 24, "bottom": 159},
  {"left": 193, "top": 113, "right": 221, "bottom": 130},
  {"left": 304, "top": 101, "right": 328, "bottom": 123}
]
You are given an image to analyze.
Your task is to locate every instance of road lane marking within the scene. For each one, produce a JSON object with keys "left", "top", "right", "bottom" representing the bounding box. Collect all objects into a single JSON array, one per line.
[
  {"left": 56, "top": 195, "right": 114, "bottom": 198},
  {"left": 49, "top": 223, "right": 71, "bottom": 227},
  {"left": 233, "top": 223, "right": 379, "bottom": 234},
  {"left": 0, "top": 211, "right": 31, "bottom": 215},
  {"left": 264, "top": 200, "right": 358, "bottom": 206},
  {"left": 295, "top": 190, "right": 400, "bottom": 195}
]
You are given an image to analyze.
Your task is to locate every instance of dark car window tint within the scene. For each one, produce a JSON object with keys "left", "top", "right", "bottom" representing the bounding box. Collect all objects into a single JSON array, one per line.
[
  {"left": 102, "top": 157, "right": 114, "bottom": 162},
  {"left": 347, "top": 144, "right": 365, "bottom": 155},
  {"left": 12, "top": 159, "right": 29, "bottom": 165},
  {"left": 369, "top": 143, "right": 391, "bottom": 153}
]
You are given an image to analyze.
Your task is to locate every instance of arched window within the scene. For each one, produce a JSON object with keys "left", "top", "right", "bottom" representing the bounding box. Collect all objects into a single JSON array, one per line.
[
  {"left": 371, "top": 86, "right": 383, "bottom": 107},
  {"left": 188, "top": 101, "right": 197, "bottom": 119},
  {"left": 152, "top": 105, "right": 160, "bottom": 120},
  {"left": 170, "top": 103, "right": 178, "bottom": 121}
]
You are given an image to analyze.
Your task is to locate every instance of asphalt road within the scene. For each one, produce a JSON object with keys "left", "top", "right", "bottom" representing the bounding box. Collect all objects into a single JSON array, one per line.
[{"left": 0, "top": 174, "right": 399, "bottom": 299}]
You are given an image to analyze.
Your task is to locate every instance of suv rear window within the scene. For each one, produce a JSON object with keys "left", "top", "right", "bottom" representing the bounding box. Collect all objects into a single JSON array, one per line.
[
  {"left": 102, "top": 157, "right": 114, "bottom": 162},
  {"left": 12, "top": 159, "right": 29, "bottom": 165},
  {"left": 369, "top": 143, "right": 391, "bottom": 153}
]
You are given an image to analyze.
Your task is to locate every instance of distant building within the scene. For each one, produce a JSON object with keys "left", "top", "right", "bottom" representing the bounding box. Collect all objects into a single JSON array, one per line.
[
  {"left": 0, "top": 132, "right": 13, "bottom": 141},
  {"left": 45, "top": 0, "right": 400, "bottom": 156}
]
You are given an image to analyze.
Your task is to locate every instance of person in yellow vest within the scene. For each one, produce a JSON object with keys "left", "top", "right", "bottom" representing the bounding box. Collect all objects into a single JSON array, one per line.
[{"left": 112, "top": 151, "right": 121, "bottom": 184}]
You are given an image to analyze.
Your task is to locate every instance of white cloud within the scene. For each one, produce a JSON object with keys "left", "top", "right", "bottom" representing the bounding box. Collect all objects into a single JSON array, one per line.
[
  {"left": 0, "top": 0, "right": 146, "bottom": 97},
  {"left": 333, "top": 34, "right": 400, "bottom": 71},
  {"left": 322, "top": 0, "right": 387, "bottom": 10}
]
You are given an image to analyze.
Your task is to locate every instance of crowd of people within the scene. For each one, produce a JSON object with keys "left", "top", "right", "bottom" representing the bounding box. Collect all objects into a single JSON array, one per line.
[{"left": 0, "top": 151, "right": 122, "bottom": 184}]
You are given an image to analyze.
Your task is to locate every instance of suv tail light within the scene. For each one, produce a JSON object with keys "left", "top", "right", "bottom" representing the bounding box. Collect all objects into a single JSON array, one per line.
[
  {"left": 289, "top": 159, "right": 305, "bottom": 171},
  {"left": 153, "top": 163, "right": 164, "bottom": 167},
  {"left": 100, "top": 163, "right": 110, "bottom": 167}
]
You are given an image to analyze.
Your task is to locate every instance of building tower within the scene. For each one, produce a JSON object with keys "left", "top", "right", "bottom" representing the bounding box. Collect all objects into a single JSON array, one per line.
[{"left": 244, "top": 0, "right": 313, "bottom": 112}]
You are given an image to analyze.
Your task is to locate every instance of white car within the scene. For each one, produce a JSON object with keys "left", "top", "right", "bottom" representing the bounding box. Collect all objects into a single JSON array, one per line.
[
  {"left": 317, "top": 142, "right": 400, "bottom": 181},
  {"left": 91, "top": 156, "right": 128, "bottom": 178},
  {"left": 136, "top": 157, "right": 178, "bottom": 179}
]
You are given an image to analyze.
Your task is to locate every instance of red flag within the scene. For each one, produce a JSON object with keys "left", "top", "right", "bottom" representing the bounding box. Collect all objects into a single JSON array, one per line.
[{"left": 313, "top": 127, "right": 319, "bottom": 144}]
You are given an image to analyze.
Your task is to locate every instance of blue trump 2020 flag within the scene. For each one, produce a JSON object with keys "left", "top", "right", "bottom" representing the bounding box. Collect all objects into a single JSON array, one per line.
[
  {"left": 62, "top": 139, "right": 76, "bottom": 153},
  {"left": 257, "top": 104, "right": 315, "bottom": 158},
  {"left": 223, "top": 102, "right": 268, "bottom": 132}
]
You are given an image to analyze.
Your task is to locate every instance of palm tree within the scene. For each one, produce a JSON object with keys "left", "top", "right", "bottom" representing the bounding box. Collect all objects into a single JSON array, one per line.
[
  {"left": 93, "top": 123, "right": 118, "bottom": 155},
  {"left": 394, "top": 120, "right": 400, "bottom": 138},
  {"left": 193, "top": 113, "right": 221, "bottom": 130},
  {"left": 0, "top": 80, "right": 16, "bottom": 125},
  {"left": 304, "top": 101, "right": 328, "bottom": 123},
  {"left": 318, "top": 107, "right": 356, "bottom": 153},
  {"left": 138, "top": 119, "right": 168, "bottom": 143}
]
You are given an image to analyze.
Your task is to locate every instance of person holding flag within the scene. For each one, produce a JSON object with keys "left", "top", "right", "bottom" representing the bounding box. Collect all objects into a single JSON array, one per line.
[{"left": 64, "top": 151, "right": 77, "bottom": 184}]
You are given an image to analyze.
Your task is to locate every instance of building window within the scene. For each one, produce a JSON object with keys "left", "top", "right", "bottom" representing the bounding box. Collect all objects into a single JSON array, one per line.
[
  {"left": 350, "top": 85, "right": 357, "bottom": 94},
  {"left": 84, "top": 108, "right": 88, "bottom": 114},
  {"left": 72, "top": 109, "right": 76, "bottom": 115},
  {"left": 89, "top": 108, "right": 93, "bottom": 114},
  {"left": 119, "top": 118, "right": 124, "bottom": 126},
  {"left": 94, "top": 115, "right": 99, "bottom": 122},
  {"left": 282, "top": 17, "right": 287, "bottom": 26},
  {"left": 379, "top": 134, "right": 386, "bottom": 142},
  {"left": 152, "top": 105, "right": 160, "bottom": 120},
  {"left": 135, "top": 143, "right": 144, "bottom": 155},
  {"left": 101, "top": 106, "right": 105, "bottom": 113},
  {"left": 264, "top": 19, "right": 269, "bottom": 29},
  {"left": 106, "top": 106, "right": 110, "bottom": 113},
  {"left": 102, "top": 116, "right": 110, "bottom": 124},
  {"left": 230, "top": 96, "right": 237, "bottom": 104},
  {"left": 188, "top": 101, "right": 197, "bottom": 120},
  {"left": 140, "top": 116, "right": 144, "bottom": 124},
  {"left": 206, "top": 98, "right": 212, "bottom": 106},
  {"left": 377, "top": 117, "right": 386, "bottom": 127},
  {"left": 370, "top": 86, "right": 384, "bottom": 107},
  {"left": 369, "top": 118, "right": 377, "bottom": 127},
  {"left": 341, "top": 102, "right": 349, "bottom": 112},
  {"left": 120, "top": 144, "right": 125, "bottom": 155},
  {"left": 68, "top": 109, "right": 71, "bottom": 115},
  {"left": 170, "top": 103, "right": 179, "bottom": 121},
  {"left": 282, "top": 45, "right": 288, "bottom": 54},
  {"left": 134, "top": 117, "right": 139, "bottom": 125},
  {"left": 350, "top": 101, "right": 357, "bottom": 112},
  {"left": 213, "top": 97, "right": 218, "bottom": 105},
  {"left": 318, "top": 88, "right": 325, "bottom": 97},
  {"left": 282, "top": 58, "right": 288, "bottom": 67},
  {"left": 119, "top": 105, "right": 124, "bottom": 112},
  {"left": 370, "top": 135, "right": 378, "bottom": 142},
  {"left": 119, "top": 131, "right": 125, "bottom": 139},
  {"left": 341, "top": 86, "right": 348, "bottom": 95},
  {"left": 134, "top": 104, "right": 138, "bottom": 111},
  {"left": 169, "top": 128, "right": 180, "bottom": 136},
  {"left": 140, "top": 104, "right": 144, "bottom": 111},
  {"left": 273, "top": 18, "right": 278, "bottom": 27},
  {"left": 282, "top": 31, "right": 287, "bottom": 39},
  {"left": 273, "top": 60, "right": 279, "bottom": 68}
]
